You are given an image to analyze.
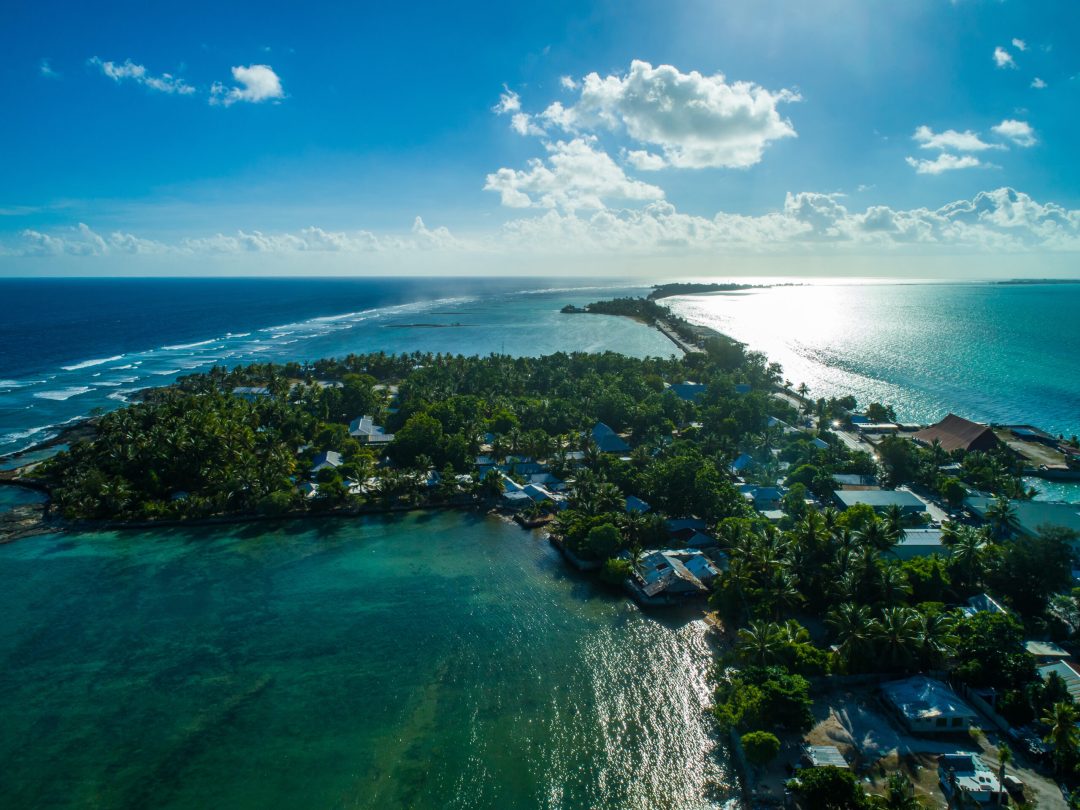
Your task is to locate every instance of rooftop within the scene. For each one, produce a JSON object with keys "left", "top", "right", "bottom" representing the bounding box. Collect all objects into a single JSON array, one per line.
[
  {"left": 881, "top": 676, "right": 978, "bottom": 722},
  {"left": 965, "top": 497, "right": 1080, "bottom": 538},
  {"left": 913, "top": 413, "right": 1000, "bottom": 453},
  {"left": 834, "top": 489, "right": 925, "bottom": 510},
  {"left": 1039, "top": 661, "right": 1080, "bottom": 701}
]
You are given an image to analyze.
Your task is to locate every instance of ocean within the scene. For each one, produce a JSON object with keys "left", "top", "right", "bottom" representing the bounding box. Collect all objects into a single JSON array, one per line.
[{"left": 665, "top": 280, "right": 1080, "bottom": 503}]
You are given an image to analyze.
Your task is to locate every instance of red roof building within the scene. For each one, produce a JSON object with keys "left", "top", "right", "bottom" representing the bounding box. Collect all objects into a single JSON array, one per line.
[{"left": 912, "top": 413, "right": 1000, "bottom": 453}]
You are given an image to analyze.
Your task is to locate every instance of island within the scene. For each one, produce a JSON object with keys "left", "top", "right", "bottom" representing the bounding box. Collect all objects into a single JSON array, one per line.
[{"left": 2, "top": 332, "right": 1079, "bottom": 807}]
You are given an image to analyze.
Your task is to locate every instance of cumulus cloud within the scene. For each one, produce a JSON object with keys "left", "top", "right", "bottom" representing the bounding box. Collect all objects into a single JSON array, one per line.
[
  {"left": 6, "top": 189, "right": 1080, "bottom": 260},
  {"left": 539, "top": 60, "right": 799, "bottom": 169},
  {"left": 1031, "top": 77, "right": 1047, "bottom": 89},
  {"left": 992, "top": 118, "right": 1036, "bottom": 147},
  {"left": 492, "top": 86, "right": 521, "bottom": 115},
  {"left": 625, "top": 149, "right": 667, "bottom": 171},
  {"left": 559, "top": 75, "right": 578, "bottom": 91},
  {"left": 90, "top": 57, "right": 196, "bottom": 95},
  {"left": 498, "top": 187, "right": 1080, "bottom": 253},
  {"left": 993, "top": 46, "right": 1015, "bottom": 69},
  {"left": 210, "top": 64, "right": 284, "bottom": 106},
  {"left": 483, "top": 137, "right": 664, "bottom": 211},
  {"left": 913, "top": 125, "right": 1001, "bottom": 152},
  {"left": 1012, "top": 38, "right": 1027, "bottom": 52},
  {"left": 905, "top": 153, "right": 986, "bottom": 175}
]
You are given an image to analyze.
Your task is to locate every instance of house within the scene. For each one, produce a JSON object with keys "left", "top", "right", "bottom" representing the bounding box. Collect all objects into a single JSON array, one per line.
[
  {"left": 626, "top": 549, "right": 712, "bottom": 604},
  {"left": 349, "top": 415, "right": 394, "bottom": 445},
  {"left": 803, "top": 745, "right": 848, "bottom": 770},
  {"left": 1009, "top": 425, "right": 1058, "bottom": 446},
  {"left": 299, "top": 482, "right": 318, "bottom": 499},
  {"left": 742, "top": 485, "right": 784, "bottom": 511},
  {"left": 832, "top": 473, "right": 878, "bottom": 490},
  {"left": 625, "top": 496, "right": 651, "bottom": 514},
  {"left": 810, "top": 437, "right": 829, "bottom": 450},
  {"left": 734, "top": 383, "right": 752, "bottom": 395},
  {"left": 672, "top": 549, "right": 722, "bottom": 586},
  {"left": 669, "top": 381, "right": 707, "bottom": 402},
  {"left": 965, "top": 497, "right": 1080, "bottom": 540},
  {"left": 962, "top": 593, "right": 1011, "bottom": 617},
  {"left": 310, "top": 450, "right": 343, "bottom": 473},
  {"left": 730, "top": 453, "right": 754, "bottom": 474},
  {"left": 591, "top": 422, "right": 630, "bottom": 453},
  {"left": 1025, "top": 640, "right": 1071, "bottom": 664},
  {"left": 913, "top": 414, "right": 1000, "bottom": 453},
  {"left": 833, "top": 489, "right": 926, "bottom": 515},
  {"left": 232, "top": 385, "right": 270, "bottom": 401},
  {"left": 528, "top": 472, "right": 566, "bottom": 491},
  {"left": 881, "top": 676, "right": 979, "bottom": 735},
  {"left": 889, "top": 529, "right": 946, "bottom": 560},
  {"left": 937, "top": 752, "right": 1004, "bottom": 805},
  {"left": 1038, "top": 660, "right": 1080, "bottom": 702},
  {"left": 665, "top": 518, "right": 707, "bottom": 534}
]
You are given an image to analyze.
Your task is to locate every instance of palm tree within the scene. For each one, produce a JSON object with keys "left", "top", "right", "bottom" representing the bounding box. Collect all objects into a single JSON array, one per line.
[
  {"left": 827, "top": 602, "right": 878, "bottom": 672},
  {"left": 877, "top": 606, "right": 920, "bottom": 671},
  {"left": 858, "top": 519, "right": 895, "bottom": 553},
  {"left": 877, "top": 563, "right": 914, "bottom": 606},
  {"left": 735, "top": 620, "right": 784, "bottom": 666},
  {"left": 882, "top": 772, "right": 920, "bottom": 810},
  {"left": 995, "top": 743, "right": 1012, "bottom": 807},
  {"left": 883, "top": 503, "right": 906, "bottom": 545},
  {"left": 945, "top": 525, "right": 988, "bottom": 589},
  {"left": 986, "top": 496, "right": 1020, "bottom": 539},
  {"left": 1042, "top": 701, "right": 1080, "bottom": 775},
  {"left": 914, "top": 611, "right": 956, "bottom": 670}
]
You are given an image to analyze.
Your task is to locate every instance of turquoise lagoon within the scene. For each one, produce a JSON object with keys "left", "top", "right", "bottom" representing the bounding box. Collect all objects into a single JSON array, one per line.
[{"left": 0, "top": 513, "right": 734, "bottom": 809}]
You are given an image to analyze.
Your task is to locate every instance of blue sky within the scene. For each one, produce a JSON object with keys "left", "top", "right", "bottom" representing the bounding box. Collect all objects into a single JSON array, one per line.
[{"left": 1, "top": 0, "right": 1078, "bottom": 276}]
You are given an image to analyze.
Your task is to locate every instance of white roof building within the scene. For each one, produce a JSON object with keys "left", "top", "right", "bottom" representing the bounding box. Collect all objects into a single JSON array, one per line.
[
  {"left": 881, "top": 676, "right": 979, "bottom": 735},
  {"left": 349, "top": 415, "right": 394, "bottom": 444}
]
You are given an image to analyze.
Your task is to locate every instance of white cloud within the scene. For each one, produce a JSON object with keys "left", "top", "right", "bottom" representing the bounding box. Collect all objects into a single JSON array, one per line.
[
  {"left": 1031, "top": 77, "right": 1047, "bottom": 89},
  {"left": 559, "top": 75, "right": 578, "bottom": 91},
  {"left": 1011, "top": 38, "right": 1027, "bottom": 52},
  {"left": 210, "top": 64, "right": 284, "bottom": 106},
  {"left": 90, "top": 57, "right": 196, "bottom": 95},
  {"left": 492, "top": 86, "right": 521, "bottom": 115},
  {"left": 540, "top": 60, "right": 799, "bottom": 169},
  {"left": 39, "top": 59, "right": 60, "bottom": 79},
  {"left": 905, "top": 153, "right": 986, "bottom": 175},
  {"left": 913, "top": 125, "right": 1001, "bottom": 152},
  {"left": 483, "top": 137, "right": 664, "bottom": 211},
  {"left": 991, "top": 118, "right": 1036, "bottom": 147},
  {"left": 7, "top": 189, "right": 1080, "bottom": 259},
  {"left": 993, "top": 46, "right": 1015, "bottom": 69},
  {"left": 625, "top": 150, "right": 667, "bottom": 171},
  {"left": 497, "top": 188, "right": 1080, "bottom": 253}
]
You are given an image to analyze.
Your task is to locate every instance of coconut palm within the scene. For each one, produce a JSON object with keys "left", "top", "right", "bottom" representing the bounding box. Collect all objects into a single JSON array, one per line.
[
  {"left": 882, "top": 772, "right": 920, "bottom": 810},
  {"left": 877, "top": 563, "right": 914, "bottom": 606},
  {"left": 995, "top": 743, "right": 1012, "bottom": 807},
  {"left": 827, "top": 602, "right": 878, "bottom": 671},
  {"left": 986, "top": 496, "right": 1020, "bottom": 539},
  {"left": 883, "top": 503, "right": 906, "bottom": 545},
  {"left": 914, "top": 610, "right": 956, "bottom": 670},
  {"left": 877, "top": 606, "right": 921, "bottom": 671},
  {"left": 944, "top": 525, "right": 989, "bottom": 588},
  {"left": 1042, "top": 701, "right": 1080, "bottom": 775},
  {"left": 735, "top": 620, "right": 785, "bottom": 666},
  {"left": 858, "top": 519, "right": 895, "bottom": 553}
]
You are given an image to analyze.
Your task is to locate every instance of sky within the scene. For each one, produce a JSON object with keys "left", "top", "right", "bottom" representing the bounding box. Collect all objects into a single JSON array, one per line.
[{"left": 1, "top": 0, "right": 1078, "bottom": 277}]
